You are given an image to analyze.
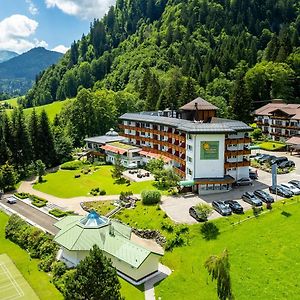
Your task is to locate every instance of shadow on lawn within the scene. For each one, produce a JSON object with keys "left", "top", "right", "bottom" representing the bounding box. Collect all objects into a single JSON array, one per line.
[
  {"left": 281, "top": 211, "right": 292, "bottom": 218},
  {"left": 200, "top": 222, "right": 220, "bottom": 240}
]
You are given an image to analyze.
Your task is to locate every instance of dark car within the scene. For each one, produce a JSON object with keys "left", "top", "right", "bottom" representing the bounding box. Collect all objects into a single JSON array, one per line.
[
  {"left": 249, "top": 169, "right": 258, "bottom": 180},
  {"left": 189, "top": 206, "right": 208, "bottom": 222},
  {"left": 264, "top": 155, "right": 277, "bottom": 163},
  {"left": 269, "top": 185, "right": 293, "bottom": 198},
  {"left": 235, "top": 178, "right": 253, "bottom": 186},
  {"left": 278, "top": 160, "right": 295, "bottom": 169},
  {"left": 289, "top": 180, "right": 300, "bottom": 189},
  {"left": 242, "top": 192, "right": 263, "bottom": 206},
  {"left": 224, "top": 200, "right": 244, "bottom": 214},
  {"left": 212, "top": 201, "right": 232, "bottom": 216},
  {"left": 270, "top": 156, "right": 288, "bottom": 165},
  {"left": 254, "top": 190, "right": 274, "bottom": 203}
]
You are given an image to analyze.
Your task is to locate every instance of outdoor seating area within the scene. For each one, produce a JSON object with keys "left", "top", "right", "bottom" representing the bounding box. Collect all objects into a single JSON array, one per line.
[{"left": 123, "top": 169, "right": 155, "bottom": 182}]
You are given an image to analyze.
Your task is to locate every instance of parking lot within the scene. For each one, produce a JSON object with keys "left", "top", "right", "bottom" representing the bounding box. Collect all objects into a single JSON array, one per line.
[{"left": 161, "top": 150, "right": 300, "bottom": 224}]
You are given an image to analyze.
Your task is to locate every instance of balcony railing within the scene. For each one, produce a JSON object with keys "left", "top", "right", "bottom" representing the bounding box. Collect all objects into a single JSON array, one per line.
[
  {"left": 225, "top": 137, "right": 251, "bottom": 145},
  {"left": 224, "top": 149, "right": 251, "bottom": 158},
  {"left": 224, "top": 161, "right": 250, "bottom": 169}
]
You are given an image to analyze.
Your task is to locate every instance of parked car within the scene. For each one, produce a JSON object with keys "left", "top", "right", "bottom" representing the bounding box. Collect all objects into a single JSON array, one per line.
[
  {"left": 6, "top": 197, "right": 17, "bottom": 204},
  {"left": 281, "top": 183, "right": 300, "bottom": 195},
  {"left": 189, "top": 206, "right": 208, "bottom": 222},
  {"left": 255, "top": 154, "right": 270, "bottom": 163},
  {"left": 253, "top": 190, "right": 274, "bottom": 203},
  {"left": 212, "top": 201, "right": 232, "bottom": 216},
  {"left": 224, "top": 200, "right": 244, "bottom": 214},
  {"left": 269, "top": 185, "right": 293, "bottom": 198},
  {"left": 264, "top": 155, "right": 277, "bottom": 163},
  {"left": 234, "top": 177, "right": 253, "bottom": 186},
  {"left": 249, "top": 169, "right": 258, "bottom": 180},
  {"left": 278, "top": 160, "right": 295, "bottom": 169},
  {"left": 242, "top": 192, "right": 263, "bottom": 206},
  {"left": 270, "top": 156, "right": 288, "bottom": 165},
  {"left": 289, "top": 180, "right": 300, "bottom": 189}
]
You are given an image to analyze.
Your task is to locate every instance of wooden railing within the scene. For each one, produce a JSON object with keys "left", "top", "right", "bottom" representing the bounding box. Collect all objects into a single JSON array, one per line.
[
  {"left": 224, "top": 149, "right": 251, "bottom": 157},
  {"left": 119, "top": 124, "right": 186, "bottom": 142},
  {"left": 121, "top": 133, "right": 186, "bottom": 153},
  {"left": 225, "top": 137, "right": 251, "bottom": 145},
  {"left": 174, "top": 167, "right": 186, "bottom": 178},
  {"left": 224, "top": 161, "right": 250, "bottom": 169}
]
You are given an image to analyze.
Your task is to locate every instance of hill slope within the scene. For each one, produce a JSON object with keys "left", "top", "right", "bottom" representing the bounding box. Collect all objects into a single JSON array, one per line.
[
  {"left": 0, "top": 50, "right": 18, "bottom": 63},
  {"left": 0, "top": 47, "right": 63, "bottom": 95},
  {"left": 25, "top": 0, "right": 300, "bottom": 119}
]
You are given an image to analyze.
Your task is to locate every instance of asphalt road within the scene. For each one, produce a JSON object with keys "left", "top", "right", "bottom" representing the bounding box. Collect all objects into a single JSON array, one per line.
[{"left": 0, "top": 197, "right": 59, "bottom": 235}]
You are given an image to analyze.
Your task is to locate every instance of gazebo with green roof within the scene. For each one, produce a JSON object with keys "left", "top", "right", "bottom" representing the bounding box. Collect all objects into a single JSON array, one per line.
[{"left": 54, "top": 211, "right": 164, "bottom": 285}]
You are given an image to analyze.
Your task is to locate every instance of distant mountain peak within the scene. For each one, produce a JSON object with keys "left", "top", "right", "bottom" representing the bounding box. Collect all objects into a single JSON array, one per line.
[{"left": 0, "top": 50, "right": 18, "bottom": 63}]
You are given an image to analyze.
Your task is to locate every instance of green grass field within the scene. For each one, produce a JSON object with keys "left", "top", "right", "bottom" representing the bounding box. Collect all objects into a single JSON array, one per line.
[
  {"left": 34, "top": 165, "right": 160, "bottom": 198},
  {"left": 155, "top": 199, "right": 300, "bottom": 299},
  {"left": 0, "top": 254, "right": 39, "bottom": 300},
  {"left": 258, "top": 141, "right": 286, "bottom": 151},
  {"left": 3, "top": 98, "right": 73, "bottom": 122},
  {"left": 0, "top": 212, "right": 63, "bottom": 300}
]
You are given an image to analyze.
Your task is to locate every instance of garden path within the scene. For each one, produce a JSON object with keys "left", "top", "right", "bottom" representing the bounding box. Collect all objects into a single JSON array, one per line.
[{"left": 17, "top": 178, "right": 141, "bottom": 215}]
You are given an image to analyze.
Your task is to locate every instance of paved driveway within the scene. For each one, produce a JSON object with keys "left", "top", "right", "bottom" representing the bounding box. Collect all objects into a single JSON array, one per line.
[{"left": 161, "top": 150, "right": 300, "bottom": 224}]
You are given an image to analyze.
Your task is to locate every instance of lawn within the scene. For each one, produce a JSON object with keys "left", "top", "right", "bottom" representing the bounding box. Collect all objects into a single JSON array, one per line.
[
  {"left": 258, "top": 141, "right": 286, "bottom": 151},
  {"left": 0, "top": 211, "right": 63, "bottom": 300},
  {"left": 4, "top": 98, "right": 73, "bottom": 122},
  {"left": 119, "top": 278, "right": 144, "bottom": 300},
  {"left": 85, "top": 200, "right": 116, "bottom": 216},
  {"left": 34, "top": 165, "right": 160, "bottom": 198},
  {"left": 155, "top": 198, "right": 300, "bottom": 299}
]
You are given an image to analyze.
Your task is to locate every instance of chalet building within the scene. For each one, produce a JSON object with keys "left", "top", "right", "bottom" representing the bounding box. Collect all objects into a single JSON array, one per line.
[
  {"left": 54, "top": 211, "right": 164, "bottom": 285},
  {"left": 118, "top": 97, "right": 252, "bottom": 194},
  {"left": 253, "top": 100, "right": 300, "bottom": 141}
]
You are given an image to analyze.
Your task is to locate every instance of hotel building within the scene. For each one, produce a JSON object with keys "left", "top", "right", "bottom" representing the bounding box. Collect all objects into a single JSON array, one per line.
[
  {"left": 253, "top": 100, "right": 300, "bottom": 141},
  {"left": 118, "top": 98, "right": 252, "bottom": 194}
]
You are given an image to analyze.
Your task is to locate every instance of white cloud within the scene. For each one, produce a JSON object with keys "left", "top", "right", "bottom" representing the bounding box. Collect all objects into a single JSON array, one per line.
[
  {"left": 52, "top": 44, "right": 69, "bottom": 53},
  {"left": 0, "top": 14, "right": 47, "bottom": 53},
  {"left": 45, "top": 0, "right": 116, "bottom": 20},
  {"left": 26, "top": 0, "right": 39, "bottom": 15}
]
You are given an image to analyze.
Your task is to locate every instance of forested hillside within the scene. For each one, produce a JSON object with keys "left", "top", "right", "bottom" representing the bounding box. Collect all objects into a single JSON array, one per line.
[
  {"left": 25, "top": 0, "right": 300, "bottom": 123},
  {"left": 0, "top": 50, "right": 18, "bottom": 63},
  {"left": 0, "top": 47, "right": 63, "bottom": 96}
]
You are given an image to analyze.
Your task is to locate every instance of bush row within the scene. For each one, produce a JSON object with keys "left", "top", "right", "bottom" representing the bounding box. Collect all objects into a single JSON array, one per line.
[
  {"left": 14, "top": 192, "right": 30, "bottom": 199},
  {"left": 90, "top": 187, "right": 106, "bottom": 196},
  {"left": 49, "top": 209, "right": 74, "bottom": 218}
]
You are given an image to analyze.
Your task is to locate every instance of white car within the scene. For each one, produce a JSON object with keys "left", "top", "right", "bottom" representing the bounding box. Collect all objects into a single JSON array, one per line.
[{"left": 281, "top": 183, "right": 300, "bottom": 195}]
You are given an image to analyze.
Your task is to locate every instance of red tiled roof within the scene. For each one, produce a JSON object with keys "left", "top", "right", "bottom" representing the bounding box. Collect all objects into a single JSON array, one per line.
[
  {"left": 254, "top": 103, "right": 300, "bottom": 116},
  {"left": 101, "top": 144, "right": 127, "bottom": 155},
  {"left": 139, "top": 151, "right": 172, "bottom": 163},
  {"left": 286, "top": 136, "right": 300, "bottom": 145}
]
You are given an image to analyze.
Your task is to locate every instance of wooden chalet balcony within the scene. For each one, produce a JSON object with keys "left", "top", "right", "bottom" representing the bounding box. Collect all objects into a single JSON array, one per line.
[
  {"left": 121, "top": 133, "right": 186, "bottom": 153},
  {"left": 174, "top": 167, "right": 185, "bottom": 178},
  {"left": 270, "top": 132, "right": 289, "bottom": 137},
  {"left": 224, "top": 149, "right": 251, "bottom": 158},
  {"left": 224, "top": 161, "right": 250, "bottom": 169},
  {"left": 141, "top": 146, "right": 186, "bottom": 165},
  {"left": 119, "top": 124, "right": 185, "bottom": 142},
  {"left": 225, "top": 137, "right": 251, "bottom": 145}
]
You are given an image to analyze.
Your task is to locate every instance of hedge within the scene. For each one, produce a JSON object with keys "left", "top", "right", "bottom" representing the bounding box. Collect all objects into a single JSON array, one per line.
[
  {"left": 61, "top": 160, "right": 83, "bottom": 170},
  {"left": 141, "top": 190, "right": 161, "bottom": 205},
  {"left": 49, "top": 209, "right": 74, "bottom": 218},
  {"left": 14, "top": 192, "right": 30, "bottom": 199}
]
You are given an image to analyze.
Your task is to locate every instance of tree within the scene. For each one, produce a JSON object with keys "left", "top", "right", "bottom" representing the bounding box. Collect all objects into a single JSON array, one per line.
[
  {"left": 35, "top": 160, "right": 46, "bottom": 183},
  {"left": 64, "top": 245, "right": 122, "bottom": 300},
  {"left": 111, "top": 154, "right": 125, "bottom": 181},
  {"left": 205, "top": 249, "right": 233, "bottom": 300},
  {"left": 146, "top": 158, "right": 164, "bottom": 174},
  {"left": 0, "top": 162, "right": 17, "bottom": 191},
  {"left": 28, "top": 109, "right": 39, "bottom": 161},
  {"left": 195, "top": 203, "right": 213, "bottom": 221}
]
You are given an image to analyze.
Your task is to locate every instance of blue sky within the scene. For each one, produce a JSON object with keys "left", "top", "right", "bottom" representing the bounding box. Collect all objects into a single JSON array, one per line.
[{"left": 0, "top": 0, "right": 116, "bottom": 54}]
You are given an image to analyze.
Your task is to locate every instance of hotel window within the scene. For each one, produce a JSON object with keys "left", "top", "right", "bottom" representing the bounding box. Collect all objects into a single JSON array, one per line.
[
  {"left": 188, "top": 145, "right": 193, "bottom": 151},
  {"left": 187, "top": 156, "right": 192, "bottom": 163},
  {"left": 188, "top": 168, "right": 192, "bottom": 176},
  {"left": 187, "top": 134, "right": 192, "bottom": 140}
]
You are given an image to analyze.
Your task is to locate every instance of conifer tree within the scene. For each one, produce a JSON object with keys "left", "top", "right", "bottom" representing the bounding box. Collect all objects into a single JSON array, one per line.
[{"left": 28, "top": 109, "right": 39, "bottom": 161}]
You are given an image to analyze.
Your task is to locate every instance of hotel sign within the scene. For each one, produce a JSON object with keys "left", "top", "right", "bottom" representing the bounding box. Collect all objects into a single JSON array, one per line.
[{"left": 200, "top": 141, "right": 219, "bottom": 160}]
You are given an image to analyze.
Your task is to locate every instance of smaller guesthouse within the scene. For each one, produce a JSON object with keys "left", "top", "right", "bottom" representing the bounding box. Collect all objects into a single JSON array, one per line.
[{"left": 54, "top": 211, "right": 164, "bottom": 285}]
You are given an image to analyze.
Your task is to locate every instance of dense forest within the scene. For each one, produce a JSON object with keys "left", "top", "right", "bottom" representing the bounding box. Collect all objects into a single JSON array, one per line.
[{"left": 23, "top": 0, "right": 300, "bottom": 124}]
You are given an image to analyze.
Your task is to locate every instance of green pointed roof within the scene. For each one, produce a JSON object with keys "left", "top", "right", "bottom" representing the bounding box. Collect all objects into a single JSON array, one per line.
[{"left": 54, "top": 212, "right": 163, "bottom": 268}]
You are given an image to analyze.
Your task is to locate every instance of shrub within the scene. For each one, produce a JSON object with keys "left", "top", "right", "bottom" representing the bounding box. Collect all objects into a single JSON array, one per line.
[
  {"left": 29, "top": 195, "right": 48, "bottom": 208},
  {"left": 141, "top": 190, "right": 161, "bottom": 205},
  {"left": 14, "top": 192, "right": 30, "bottom": 199},
  {"left": 49, "top": 208, "right": 73, "bottom": 218},
  {"left": 119, "top": 191, "right": 133, "bottom": 201},
  {"left": 51, "top": 261, "right": 67, "bottom": 278},
  {"left": 61, "top": 160, "right": 83, "bottom": 170},
  {"left": 194, "top": 203, "right": 213, "bottom": 221},
  {"left": 74, "top": 174, "right": 81, "bottom": 178},
  {"left": 99, "top": 190, "right": 106, "bottom": 195},
  {"left": 161, "top": 220, "right": 174, "bottom": 232},
  {"left": 38, "top": 255, "right": 55, "bottom": 272},
  {"left": 165, "top": 233, "right": 186, "bottom": 251}
]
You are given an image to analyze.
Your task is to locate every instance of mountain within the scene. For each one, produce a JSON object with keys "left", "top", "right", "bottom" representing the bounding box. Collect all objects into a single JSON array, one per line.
[
  {"left": 24, "top": 0, "right": 300, "bottom": 119},
  {"left": 0, "top": 47, "right": 63, "bottom": 96},
  {"left": 0, "top": 50, "right": 18, "bottom": 63}
]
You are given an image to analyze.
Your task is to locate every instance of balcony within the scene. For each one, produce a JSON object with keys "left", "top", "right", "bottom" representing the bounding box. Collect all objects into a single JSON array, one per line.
[
  {"left": 224, "top": 161, "right": 250, "bottom": 169},
  {"left": 225, "top": 137, "right": 251, "bottom": 145}
]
